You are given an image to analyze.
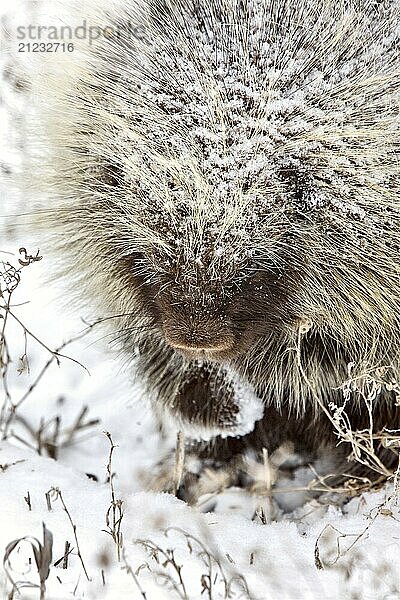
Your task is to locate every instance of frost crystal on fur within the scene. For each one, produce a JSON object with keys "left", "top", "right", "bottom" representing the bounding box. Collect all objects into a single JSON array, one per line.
[{"left": 138, "top": 0, "right": 400, "bottom": 220}]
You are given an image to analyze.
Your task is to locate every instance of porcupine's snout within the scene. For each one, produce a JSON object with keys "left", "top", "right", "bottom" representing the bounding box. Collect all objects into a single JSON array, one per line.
[
  {"left": 156, "top": 267, "right": 281, "bottom": 361},
  {"left": 163, "top": 317, "right": 236, "bottom": 361}
]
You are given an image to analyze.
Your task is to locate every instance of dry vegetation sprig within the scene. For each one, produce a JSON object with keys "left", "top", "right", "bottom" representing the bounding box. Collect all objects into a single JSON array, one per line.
[
  {"left": 46, "top": 487, "right": 90, "bottom": 581},
  {"left": 0, "top": 249, "right": 144, "bottom": 451},
  {"left": 0, "top": 249, "right": 92, "bottom": 440},
  {"left": 121, "top": 548, "right": 148, "bottom": 599},
  {"left": 0, "top": 256, "right": 22, "bottom": 426},
  {"left": 173, "top": 430, "right": 185, "bottom": 495},
  {"left": 295, "top": 326, "right": 400, "bottom": 482},
  {"left": 0, "top": 459, "right": 25, "bottom": 472},
  {"left": 312, "top": 409, "right": 400, "bottom": 587},
  {"left": 103, "top": 431, "right": 124, "bottom": 561},
  {"left": 3, "top": 522, "right": 53, "bottom": 600},
  {"left": 135, "top": 526, "right": 251, "bottom": 600},
  {"left": 102, "top": 434, "right": 153, "bottom": 597},
  {"left": 168, "top": 528, "right": 251, "bottom": 599},
  {"left": 135, "top": 538, "right": 189, "bottom": 599},
  {"left": 53, "top": 541, "right": 72, "bottom": 569},
  {"left": 315, "top": 485, "right": 400, "bottom": 576},
  {"left": 10, "top": 406, "right": 100, "bottom": 459}
]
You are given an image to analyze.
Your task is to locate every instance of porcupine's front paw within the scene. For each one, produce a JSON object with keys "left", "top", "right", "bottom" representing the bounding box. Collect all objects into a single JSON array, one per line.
[
  {"left": 146, "top": 364, "right": 264, "bottom": 500},
  {"left": 169, "top": 362, "right": 264, "bottom": 441}
]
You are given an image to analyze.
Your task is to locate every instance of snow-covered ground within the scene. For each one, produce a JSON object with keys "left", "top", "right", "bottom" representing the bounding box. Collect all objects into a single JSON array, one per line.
[
  {"left": 0, "top": 260, "right": 399, "bottom": 600},
  {"left": 1, "top": 256, "right": 399, "bottom": 600},
  {"left": 1, "top": 2, "right": 400, "bottom": 599}
]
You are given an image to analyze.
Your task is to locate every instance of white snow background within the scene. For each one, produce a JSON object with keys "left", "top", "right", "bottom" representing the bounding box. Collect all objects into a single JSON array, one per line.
[{"left": 1, "top": 1, "right": 400, "bottom": 599}]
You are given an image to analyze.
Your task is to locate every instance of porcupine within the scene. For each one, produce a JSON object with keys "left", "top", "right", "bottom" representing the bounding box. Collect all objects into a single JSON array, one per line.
[{"left": 29, "top": 0, "right": 400, "bottom": 496}]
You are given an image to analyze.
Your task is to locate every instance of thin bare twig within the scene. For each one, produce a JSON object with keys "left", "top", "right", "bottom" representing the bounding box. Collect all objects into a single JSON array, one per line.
[{"left": 47, "top": 487, "right": 90, "bottom": 581}]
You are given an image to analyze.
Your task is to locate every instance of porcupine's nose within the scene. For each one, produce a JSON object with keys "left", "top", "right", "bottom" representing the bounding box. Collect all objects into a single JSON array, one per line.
[
  {"left": 163, "top": 320, "right": 235, "bottom": 359},
  {"left": 165, "top": 339, "right": 234, "bottom": 360},
  {"left": 170, "top": 341, "right": 233, "bottom": 352}
]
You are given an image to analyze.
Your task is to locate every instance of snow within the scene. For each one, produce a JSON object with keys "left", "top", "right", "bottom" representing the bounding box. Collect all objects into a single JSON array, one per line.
[
  {"left": 1, "top": 2, "right": 400, "bottom": 599},
  {"left": 1, "top": 430, "right": 400, "bottom": 598}
]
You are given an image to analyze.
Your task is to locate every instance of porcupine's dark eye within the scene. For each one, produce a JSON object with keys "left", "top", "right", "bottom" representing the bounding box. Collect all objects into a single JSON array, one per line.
[
  {"left": 116, "top": 252, "right": 148, "bottom": 286},
  {"left": 278, "top": 167, "right": 305, "bottom": 202},
  {"left": 127, "top": 251, "right": 147, "bottom": 278},
  {"left": 100, "top": 162, "right": 123, "bottom": 188}
]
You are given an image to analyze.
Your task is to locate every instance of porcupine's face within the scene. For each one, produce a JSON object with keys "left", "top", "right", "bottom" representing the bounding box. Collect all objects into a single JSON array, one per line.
[
  {"left": 87, "top": 0, "right": 400, "bottom": 366},
  {"left": 118, "top": 205, "right": 301, "bottom": 363},
  {"left": 97, "top": 4, "right": 311, "bottom": 363}
]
